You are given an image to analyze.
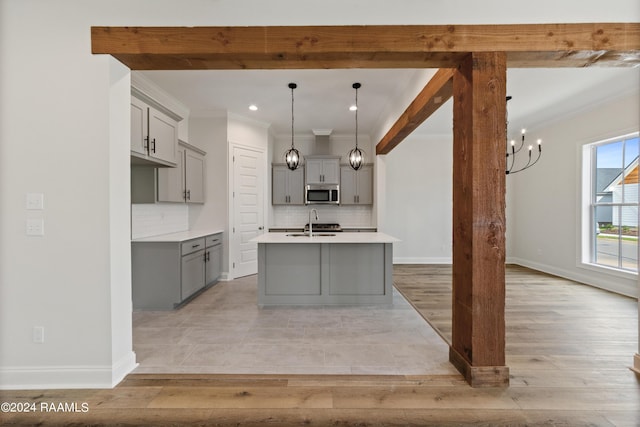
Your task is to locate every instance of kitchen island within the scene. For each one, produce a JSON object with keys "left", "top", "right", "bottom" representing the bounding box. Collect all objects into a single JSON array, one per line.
[{"left": 250, "top": 232, "right": 399, "bottom": 306}]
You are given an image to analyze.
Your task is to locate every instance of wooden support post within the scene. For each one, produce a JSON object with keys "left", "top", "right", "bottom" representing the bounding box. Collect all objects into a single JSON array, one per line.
[{"left": 450, "top": 52, "right": 509, "bottom": 388}]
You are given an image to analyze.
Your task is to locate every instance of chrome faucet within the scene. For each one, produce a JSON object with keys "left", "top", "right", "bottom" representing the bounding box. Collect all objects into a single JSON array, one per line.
[{"left": 308, "top": 209, "right": 318, "bottom": 237}]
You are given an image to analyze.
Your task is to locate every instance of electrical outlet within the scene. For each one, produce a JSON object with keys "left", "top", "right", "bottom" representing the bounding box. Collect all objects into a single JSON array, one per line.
[
  {"left": 26, "top": 219, "right": 44, "bottom": 236},
  {"left": 33, "top": 326, "right": 44, "bottom": 343}
]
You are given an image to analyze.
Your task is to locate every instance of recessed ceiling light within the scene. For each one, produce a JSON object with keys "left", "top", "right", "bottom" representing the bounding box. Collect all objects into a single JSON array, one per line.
[
  {"left": 249, "top": 104, "right": 258, "bottom": 111},
  {"left": 349, "top": 105, "right": 357, "bottom": 111}
]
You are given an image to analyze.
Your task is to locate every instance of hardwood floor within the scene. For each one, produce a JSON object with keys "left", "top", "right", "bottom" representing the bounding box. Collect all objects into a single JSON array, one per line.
[{"left": 1, "top": 265, "right": 638, "bottom": 426}]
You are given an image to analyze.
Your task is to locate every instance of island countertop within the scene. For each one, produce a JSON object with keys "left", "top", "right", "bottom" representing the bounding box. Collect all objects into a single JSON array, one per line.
[{"left": 251, "top": 231, "right": 399, "bottom": 244}]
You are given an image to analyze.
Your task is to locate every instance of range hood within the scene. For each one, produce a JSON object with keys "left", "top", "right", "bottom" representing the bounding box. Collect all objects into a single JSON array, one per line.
[{"left": 309, "top": 129, "right": 332, "bottom": 156}]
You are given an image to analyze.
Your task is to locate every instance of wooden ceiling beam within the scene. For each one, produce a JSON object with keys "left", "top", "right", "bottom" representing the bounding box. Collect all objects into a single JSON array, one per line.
[
  {"left": 91, "top": 23, "right": 640, "bottom": 70},
  {"left": 91, "top": 23, "right": 639, "bottom": 155},
  {"left": 376, "top": 68, "right": 454, "bottom": 155}
]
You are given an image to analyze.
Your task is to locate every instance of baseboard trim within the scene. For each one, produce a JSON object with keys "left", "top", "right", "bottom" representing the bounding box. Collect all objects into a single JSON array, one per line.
[
  {"left": 0, "top": 351, "right": 137, "bottom": 390},
  {"left": 449, "top": 347, "right": 510, "bottom": 388},
  {"left": 111, "top": 351, "right": 138, "bottom": 387},
  {"left": 393, "top": 257, "right": 452, "bottom": 264},
  {"left": 508, "top": 257, "right": 637, "bottom": 298}
]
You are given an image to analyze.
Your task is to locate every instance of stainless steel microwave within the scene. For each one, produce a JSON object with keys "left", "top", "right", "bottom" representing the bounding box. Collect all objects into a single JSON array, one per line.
[{"left": 305, "top": 184, "right": 339, "bottom": 205}]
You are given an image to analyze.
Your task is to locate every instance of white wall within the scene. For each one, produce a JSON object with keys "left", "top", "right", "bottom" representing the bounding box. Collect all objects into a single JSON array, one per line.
[
  {"left": 508, "top": 90, "right": 640, "bottom": 297},
  {"left": 1, "top": 0, "right": 638, "bottom": 389},
  {"left": 0, "top": 3, "right": 134, "bottom": 388},
  {"left": 188, "top": 115, "right": 230, "bottom": 277},
  {"left": 383, "top": 132, "right": 453, "bottom": 263},
  {"left": 188, "top": 116, "right": 228, "bottom": 232}
]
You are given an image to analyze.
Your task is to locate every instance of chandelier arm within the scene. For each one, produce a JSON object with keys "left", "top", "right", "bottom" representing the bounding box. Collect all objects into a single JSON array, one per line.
[
  {"left": 508, "top": 149, "right": 538, "bottom": 174},
  {"left": 510, "top": 136, "right": 526, "bottom": 155},
  {"left": 519, "top": 150, "right": 543, "bottom": 172},
  {"left": 506, "top": 152, "right": 516, "bottom": 174}
]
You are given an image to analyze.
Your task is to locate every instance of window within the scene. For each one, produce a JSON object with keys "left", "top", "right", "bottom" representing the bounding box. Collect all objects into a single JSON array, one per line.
[{"left": 583, "top": 133, "right": 639, "bottom": 273}]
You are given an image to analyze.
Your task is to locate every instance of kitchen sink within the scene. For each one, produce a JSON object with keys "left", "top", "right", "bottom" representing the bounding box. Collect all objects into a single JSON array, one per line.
[{"left": 286, "top": 233, "right": 336, "bottom": 237}]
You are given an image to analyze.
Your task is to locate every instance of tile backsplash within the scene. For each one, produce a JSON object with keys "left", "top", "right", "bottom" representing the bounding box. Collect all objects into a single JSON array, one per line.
[
  {"left": 131, "top": 203, "right": 189, "bottom": 239},
  {"left": 271, "top": 205, "right": 373, "bottom": 229}
]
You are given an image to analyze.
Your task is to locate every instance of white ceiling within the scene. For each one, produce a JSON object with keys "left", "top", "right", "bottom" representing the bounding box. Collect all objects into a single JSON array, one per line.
[{"left": 140, "top": 67, "right": 639, "bottom": 140}]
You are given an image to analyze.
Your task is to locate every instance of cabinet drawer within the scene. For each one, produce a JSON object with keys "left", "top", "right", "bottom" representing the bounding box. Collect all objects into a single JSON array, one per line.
[
  {"left": 206, "top": 234, "right": 222, "bottom": 248},
  {"left": 182, "top": 238, "right": 205, "bottom": 255}
]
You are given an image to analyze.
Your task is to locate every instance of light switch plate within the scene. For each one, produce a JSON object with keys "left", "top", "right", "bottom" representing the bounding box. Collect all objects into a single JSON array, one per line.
[
  {"left": 26, "top": 193, "right": 44, "bottom": 210},
  {"left": 26, "top": 219, "right": 44, "bottom": 236},
  {"left": 33, "top": 326, "right": 44, "bottom": 343}
]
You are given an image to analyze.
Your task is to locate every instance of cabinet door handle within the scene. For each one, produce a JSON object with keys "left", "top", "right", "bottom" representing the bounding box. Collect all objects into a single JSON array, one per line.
[
  {"left": 205, "top": 251, "right": 210, "bottom": 262},
  {"left": 187, "top": 190, "right": 191, "bottom": 200},
  {"left": 258, "top": 226, "right": 264, "bottom": 230},
  {"left": 151, "top": 138, "right": 156, "bottom": 153},
  {"left": 192, "top": 244, "right": 200, "bottom": 248},
  {"left": 354, "top": 195, "right": 357, "bottom": 203},
  {"left": 144, "top": 136, "right": 149, "bottom": 152}
]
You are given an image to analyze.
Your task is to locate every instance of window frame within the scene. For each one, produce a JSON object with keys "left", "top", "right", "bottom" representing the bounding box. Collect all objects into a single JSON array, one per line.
[{"left": 580, "top": 131, "right": 639, "bottom": 277}]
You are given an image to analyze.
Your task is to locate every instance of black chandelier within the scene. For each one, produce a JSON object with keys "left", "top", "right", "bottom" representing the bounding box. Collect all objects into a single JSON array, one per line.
[
  {"left": 505, "top": 96, "right": 542, "bottom": 175},
  {"left": 348, "top": 82, "right": 365, "bottom": 171},
  {"left": 284, "top": 83, "right": 301, "bottom": 170}
]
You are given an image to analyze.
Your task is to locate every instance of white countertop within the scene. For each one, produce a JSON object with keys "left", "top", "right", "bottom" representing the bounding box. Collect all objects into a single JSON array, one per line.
[
  {"left": 132, "top": 229, "right": 224, "bottom": 243},
  {"left": 251, "top": 231, "right": 399, "bottom": 244}
]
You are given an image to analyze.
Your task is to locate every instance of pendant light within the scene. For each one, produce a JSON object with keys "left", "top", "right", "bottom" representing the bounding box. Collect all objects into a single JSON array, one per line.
[
  {"left": 284, "top": 82, "right": 300, "bottom": 170},
  {"left": 348, "top": 82, "right": 364, "bottom": 170}
]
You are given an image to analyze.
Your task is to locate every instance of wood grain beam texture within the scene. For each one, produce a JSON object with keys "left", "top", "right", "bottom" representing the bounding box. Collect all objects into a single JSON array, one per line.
[
  {"left": 91, "top": 23, "right": 640, "bottom": 70},
  {"left": 376, "top": 68, "right": 454, "bottom": 155},
  {"left": 450, "top": 52, "right": 508, "bottom": 387}
]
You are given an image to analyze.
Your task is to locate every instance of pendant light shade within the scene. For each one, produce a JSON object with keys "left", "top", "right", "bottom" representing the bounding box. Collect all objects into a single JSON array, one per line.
[
  {"left": 348, "top": 82, "right": 365, "bottom": 171},
  {"left": 284, "top": 83, "right": 300, "bottom": 170}
]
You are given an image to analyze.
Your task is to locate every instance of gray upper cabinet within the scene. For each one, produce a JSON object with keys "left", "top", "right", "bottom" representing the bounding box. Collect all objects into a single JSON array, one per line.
[
  {"left": 130, "top": 96, "right": 148, "bottom": 157},
  {"left": 157, "top": 141, "right": 206, "bottom": 204},
  {"left": 272, "top": 164, "right": 305, "bottom": 205},
  {"left": 185, "top": 148, "right": 205, "bottom": 203},
  {"left": 130, "top": 95, "right": 178, "bottom": 167},
  {"left": 340, "top": 164, "right": 373, "bottom": 205},
  {"left": 305, "top": 156, "right": 340, "bottom": 184},
  {"left": 148, "top": 107, "right": 179, "bottom": 165}
]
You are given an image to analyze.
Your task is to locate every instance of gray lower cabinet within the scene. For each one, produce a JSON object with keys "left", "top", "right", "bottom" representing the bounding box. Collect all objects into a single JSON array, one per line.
[
  {"left": 181, "top": 248, "right": 206, "bottom": 301},
  {"left": 205, "top": 234, "right": 222, "bottom": 285},
  {"left": 132, "top": 232, "right": 223, "bottom": 310},
  {"left": 257, "top": 242, "right": 392, "bottom": 306}
]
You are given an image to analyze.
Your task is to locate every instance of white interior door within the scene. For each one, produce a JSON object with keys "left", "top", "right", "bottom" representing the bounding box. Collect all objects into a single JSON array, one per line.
[{"left": 232, "top": 145, "right": 265, "bottom": 278}]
